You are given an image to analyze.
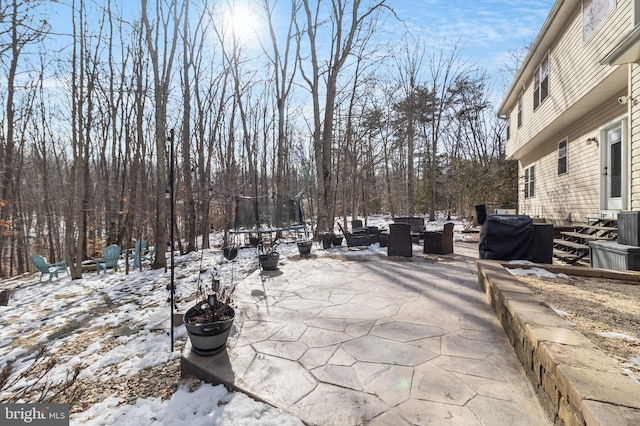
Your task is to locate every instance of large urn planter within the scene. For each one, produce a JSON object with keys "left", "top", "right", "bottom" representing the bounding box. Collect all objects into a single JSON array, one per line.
[
  {"left": 321, "top": 233, "right": 332, "bottom": 249},
  {"left": 259, "top": 252, "right": 280, "bottom": 270},
  {"left": 331, "top": 235, "right": 343, "bottom": 247},
  {"left": 184, "top": 299, "right": 235, "bottom": 356},
  {"left": 297, "top": 241, "right": 312, "bottom": 256}
]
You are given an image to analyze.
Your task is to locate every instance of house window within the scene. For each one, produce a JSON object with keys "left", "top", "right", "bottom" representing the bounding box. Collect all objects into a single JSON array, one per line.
[
  {"left": 506, "top": 113, "right": 511, "bottom": 140},
  {"left": 558, "top": 138, "right": 568, "bottom": 175},
  {"left": 533, "top": 53, "right": 549, "bottom": 110},
  {"left": 524, "top": 165, "right": 535, "bottom": 198},
  {"left": 582, "top": 0, "right": 615, "bottom": 41},
  {"left": 517, "top": 94, "right": 523, "bottom": 128}
]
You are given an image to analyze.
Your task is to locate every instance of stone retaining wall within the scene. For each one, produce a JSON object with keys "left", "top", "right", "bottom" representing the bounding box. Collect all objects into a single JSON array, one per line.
[{"left": 476, "top": 260, "right": 640, "bottom": 425}]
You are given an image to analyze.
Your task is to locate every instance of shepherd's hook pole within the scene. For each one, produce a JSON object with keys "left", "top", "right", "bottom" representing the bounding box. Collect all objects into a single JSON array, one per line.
[{"left": 169, "top": 128, "right": 175, "bottom": 352}]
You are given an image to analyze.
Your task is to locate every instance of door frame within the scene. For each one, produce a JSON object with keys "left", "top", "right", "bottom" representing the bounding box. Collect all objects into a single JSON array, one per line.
[{"left": 600, "top": 116, "right": 628, "bottom": 212}]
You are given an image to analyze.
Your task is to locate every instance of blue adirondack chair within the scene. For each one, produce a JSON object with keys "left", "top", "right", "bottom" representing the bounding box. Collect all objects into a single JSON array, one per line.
[
  {"left": 96, "top": 245, "right": 121, "bottom": 274},
  {"left": 129, "top": 240, "right": 150, "bottom": 269},
  {"left": 30, "top": 255, "right": 69, "bottom": 283}
]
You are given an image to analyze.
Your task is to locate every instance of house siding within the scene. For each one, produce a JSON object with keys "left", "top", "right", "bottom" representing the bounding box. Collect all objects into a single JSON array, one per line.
[
  {"left": 507, "top": 1, "right": 633, "bottom": 158},
  {"left": 632, "top": 63, "right": 640, "bottom": 210},
  {"left": 503, "top": 0, "right": 639, "bottom": 224},
  {"left": 518, "top": 101, "right": 626, "bottom": 224}
]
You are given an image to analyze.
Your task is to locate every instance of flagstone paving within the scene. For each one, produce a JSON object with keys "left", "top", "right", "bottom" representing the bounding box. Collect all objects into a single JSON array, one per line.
[{"left": 182, "top": 243, "right": 551, "bottom": 425}]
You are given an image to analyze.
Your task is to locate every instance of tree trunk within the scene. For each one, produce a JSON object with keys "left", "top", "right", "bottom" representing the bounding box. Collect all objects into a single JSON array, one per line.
[
  {"left": 181, "top": 1, "right": 196, "bottom": 253},
  {"left": 141, "top": 0, "right": 182, "bottom": 270}
]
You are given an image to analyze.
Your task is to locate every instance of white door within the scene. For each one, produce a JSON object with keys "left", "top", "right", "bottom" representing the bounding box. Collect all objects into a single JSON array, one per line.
[{"left": 603, "top": 123, "right": 623, "bottom": 210}]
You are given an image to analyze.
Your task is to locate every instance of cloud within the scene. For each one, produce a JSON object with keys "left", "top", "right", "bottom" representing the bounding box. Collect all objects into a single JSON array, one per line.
[{"left": 389, "top": 0, "right": 553, "bottom": 70}]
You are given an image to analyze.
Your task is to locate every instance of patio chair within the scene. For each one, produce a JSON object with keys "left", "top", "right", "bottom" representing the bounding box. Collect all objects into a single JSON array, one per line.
[
  {"left": 394, "top": 217, "right": 425, "bottom": 242},
  {"left": 96, "top": 244, "right": 121, "bottom": 274},
  {"left": 387, "top": 223, "right": 413, "bottom": 257},
  {"left": 367, "top": 226, "right": 379, "bottom": 244},
  {"left": 337, "top": 223, "right": 371, "bottom": 248},
  {"left": 129, "top": 239, "right": 150, "bottom": 269},
  {"left": 30, "top": 255, "right": 69, "bottom": 283},
  {"left": 350, "top": 219, "right": 367, "bottom": 236},
  {"left": 423, "top": 222, "right": 454, "bottom": 255}
]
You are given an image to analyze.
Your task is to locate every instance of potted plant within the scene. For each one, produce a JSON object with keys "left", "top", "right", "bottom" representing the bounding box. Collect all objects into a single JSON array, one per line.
[
  {"left": 331, "top": 233, "right": 343, "bottom": 247},
  {"left": 248, "top": 234, "right": 260, "bottom": 247},
  {"left": 258, "top": 239, "right": 280, "bottom": 270},
  {"left": 297, "top": 240, "right": 313, "bottom": 255},
  {"left": 222, "top": 246, "right": 238, "bottom": 260},
  {"left": 184, "top": 270, "right": 235, "bottom": 356},
  {"left": 221, "top": 231, "right": 238, "bottom": 260}
]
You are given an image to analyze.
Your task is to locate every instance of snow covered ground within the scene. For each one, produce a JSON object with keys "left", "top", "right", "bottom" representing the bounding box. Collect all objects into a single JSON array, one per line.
[{"left": 0, "top": 214, "right": 471, "bottom": 425}]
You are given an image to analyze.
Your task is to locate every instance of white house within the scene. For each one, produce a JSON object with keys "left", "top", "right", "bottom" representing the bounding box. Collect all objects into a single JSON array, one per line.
[{"left": 498, "top": 0, "right": 640, "bottom": 225}]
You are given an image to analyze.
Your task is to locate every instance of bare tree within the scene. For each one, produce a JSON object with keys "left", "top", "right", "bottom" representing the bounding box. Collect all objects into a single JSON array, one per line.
[
  {"left": 338, "top": 36, "right": 381, "bottom": 225},
  {"left": 262, "top": 0, "right": 300, "bottom": 199},
  {"left": 185, "top": 3, "right": 224, "bottom": 249},
  {"left": 498, "top": 41, "right": 533, "bottom": 90},
  {"left": 392, "top": 39, "right": 426, "bottom": 216},
  {"left": 425, "top": 41, "right": 464, "bottom": 220},
  {"left": 141, "top": 0, "right": 184, "bottom": 270},
  {"left": 32, "top": 56, "right": 65, "bottom": 267},
  {"left": 297, "top": 0, "right": 388, "bottom": 233},
  {"left": 119, "top": 21, "right": 153, "bottom": 251},
  {"left": 102, "top": 0, "right": 127, "bottom": 247},
  {"left": 0, "top": 0, "right": 48, "bottom": 276},
  {"left": 180, "top": 0, "right": 197, "bottom": 253},
  {"left": 65, "top": 0, "right": 89, "bottom": 279},
  {"left": 445, "top": 73, "right": 516, "bottom": 215}
]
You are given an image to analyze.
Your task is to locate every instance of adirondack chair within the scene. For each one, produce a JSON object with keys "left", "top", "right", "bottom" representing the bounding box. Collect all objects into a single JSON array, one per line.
[
  {"left": 30, "top": 255, "right": 69, "bottom": 283},
  {"left": 96, "top": 244, "right": 121, "bottom": 274},
  {"left": 128, "top": 239, "right": 150, "bottom": 269}
]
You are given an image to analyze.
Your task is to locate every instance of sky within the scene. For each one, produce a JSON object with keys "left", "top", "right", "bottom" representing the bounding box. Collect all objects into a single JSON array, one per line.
[
  {"left": 383, "top": 0, "right": 556, "bottom": 90},
  {"left": 238, "top": 0, "right": 556, "bottom": 88},
  {"left": 392, "top": 0, "right": 555, "bottom": 55},
  {"left": 38, "top": 0, "right": 555, "bottom": 92},
  {"left": 17, "top": 0, "right": 558, "bottom": 146}
]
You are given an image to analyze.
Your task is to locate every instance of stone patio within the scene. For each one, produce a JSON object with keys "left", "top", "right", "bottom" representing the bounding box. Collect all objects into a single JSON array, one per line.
[{"left": 182, "top": 242, "right": 550, "bottom": 425}]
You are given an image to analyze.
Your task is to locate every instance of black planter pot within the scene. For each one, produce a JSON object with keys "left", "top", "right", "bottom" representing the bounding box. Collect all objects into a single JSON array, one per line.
[
  {"left": 322, "top": 234, "right": 332, "bottom": 249},
  {"left": 259, "top": 252, "right": 280, "bottom": 270},
  {"left": 297, "top": 241, "right": 312, "bottom": 255},
  {"left": 223, "top": 246, "right": 238, "bottom": 260},
  {"left": 184, "top": 304, "right": 235, "bottom": 356},
  {"left": 332, "top": 236, "right": 343, "bottom": 247}
]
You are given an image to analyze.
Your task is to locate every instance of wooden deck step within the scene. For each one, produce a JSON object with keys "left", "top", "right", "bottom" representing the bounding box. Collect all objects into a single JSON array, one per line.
[
  {"left": 579, "top": 225, "right": 618, "bottom": 232},
  {"left": 560, "top": 231, "right": 614, "bottom": 241},
  {"left": 553, "top": 239, "right": 589, "bottom": 251},
  {"left": 552, "top": 248, "right": 585, "bottom": 263},
  {"left": 552, "top": 217, "right": 617, "bottom": 266}
]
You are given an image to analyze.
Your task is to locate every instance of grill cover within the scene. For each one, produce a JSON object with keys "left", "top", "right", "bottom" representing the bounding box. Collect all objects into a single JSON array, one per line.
[{"left": 479, "top": 215, "right": 533, "bottom": 260}]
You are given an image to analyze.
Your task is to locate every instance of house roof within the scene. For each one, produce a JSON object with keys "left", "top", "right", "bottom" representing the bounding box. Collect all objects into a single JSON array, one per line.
[{"left": 497, "top": 0, "right": 578, "bottom": 116}]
